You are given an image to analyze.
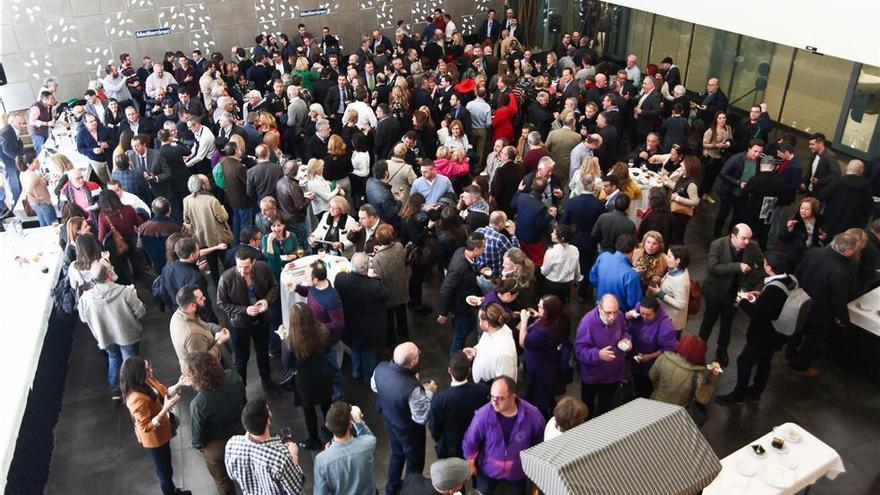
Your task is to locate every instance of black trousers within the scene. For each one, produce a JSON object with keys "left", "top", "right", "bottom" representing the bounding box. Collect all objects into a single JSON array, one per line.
[
  {"left": 699, "top": 294, "right": 737, "bottom": 352},
  {"left": 734, "top": 344, "right": 774, "bottom": 396},
  {"left": 302, "top": 402, "right": 331, "bottom": 443},
  {"left": 581, "top": 382, "right": 618, "bottom": 419},
  {"left": 542, "top": 279, "right": 572, "bottom": 303},
  {"left": 669, "top": 212, "right": 691, "bottom": 246},
  {"left": 384, "top": 424, "right": 425, "bottom": 495},
  {"left": 408, "top": 264, "right": 429, "bottom": 306},
  {"left": 785, "top": 317, "right": 831, "bottom": 371},
  {"left": 387, "top": 304, "right": 409, "bottom": 345},
  {"left": 230, "top": 322, "right": 272, "bottom": 385},
  {"left": 633, "top": 373, "right": 654, "bottom": 399}
]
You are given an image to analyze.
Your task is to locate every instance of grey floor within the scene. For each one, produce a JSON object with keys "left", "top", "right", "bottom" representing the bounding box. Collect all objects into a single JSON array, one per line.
[{"left": 45, "top": 201, "right": 880, "bottom": 495}]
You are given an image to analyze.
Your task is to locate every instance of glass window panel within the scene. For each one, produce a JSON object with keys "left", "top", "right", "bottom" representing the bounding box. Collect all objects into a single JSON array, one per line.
[
  {"left": 729, "top": 37, "right": 774, "bottom": 111},
  {"left": 761, "top": 45, "right": 794, "bottom": 121},
  {"left": 780, "top": 51, "right": 853, "bottom": 136},
  {"left": 685, "top": 26, "right": 738, "bottom": 95},
  {"left": 648, "top": 16, "right": 692, "bottom": 70},
  {"left": 625, "top": 9, "right": 652, "bottom": 62},
  {"left": 840, "top": 65, "right": 880, "bottom": 153}
]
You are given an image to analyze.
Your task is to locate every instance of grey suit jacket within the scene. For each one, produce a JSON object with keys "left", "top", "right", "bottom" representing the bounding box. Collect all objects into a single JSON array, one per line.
[{"left": 702, "top": 236, "right": 765, "bottom": 302}]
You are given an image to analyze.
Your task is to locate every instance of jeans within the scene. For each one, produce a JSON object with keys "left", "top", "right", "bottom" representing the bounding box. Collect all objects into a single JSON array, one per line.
[
  {"left": 230, "top": 323, "right": 272, "bottom": 385},
  {"left": 581, "top": 382, "right": 618, "bottom": 419},
  {"left": 231, "top": 208, "right": 252, "bottom": 245},
  {"left": 4, "top": 166, "right": 21, "bottom": 206},
  {"left": 290, "top": 220, "right": 310, "bottom": 255},
  {"left": 351, "top": 349, "right": 378, "bottom": 382},
  {"left": 326, "top": 341, "right": 344, "bottom": 401},
  {"left": 105, "top": 342, "right": 141, "bottom": 395},
  {"left": 450, "top": 309, "right": 476, "bottom": 355},
  {"left": 32, "top": 203, "right": 57, "bottom": 226},
  {"left": 476, "top": 474, "right": 527, "bottom": 495},
  {"left": 32, "top": 134, "right": 46, "bottom": 155},
  {"left": 698, "top": 295, "right": 738, "bottom": 352},
  {"left": 384, "top": 424, "right": 426, "bottom": 495},
  {"left": 145, "top": 442, "right": 177, "bottom": 495}
]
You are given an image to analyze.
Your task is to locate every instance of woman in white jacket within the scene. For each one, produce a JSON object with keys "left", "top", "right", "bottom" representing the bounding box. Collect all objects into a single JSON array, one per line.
[
  {"left": 303, "top": 158, "right": 343, "bottom": 220},
  {"left": 308, "top": 196, "right": 357, "bottom": 259},
  {"left": 648, "top": 245, "right": 691, "bottom": 339}
]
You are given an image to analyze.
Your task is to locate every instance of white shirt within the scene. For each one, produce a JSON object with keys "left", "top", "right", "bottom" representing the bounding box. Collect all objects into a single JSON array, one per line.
[
  {"left": 541, "top": 243, "right": 582, "bottom": 283},
  {"left": 445, "top": 21, "right": 456, "bottom": 40},
  {"left": 346, "top": 101, "right": 378, "bottom": 129},
  {"left": 471, "top": 325, "right": 518, "bottom": 383},
  {"left": 809, "top": 155, "right": 821, "bottom": 191},
  {"left": 185, "top": 126, "right": 216, "bottom": 167},
  {"left": 145, "top": 72, "right": 176, "bottom": 98},
  {"left": 544, "top": 417, "right": 563, "bottom": 441},
  {"left": 120, "top": 191, "right": 151, "bottom": 217}
]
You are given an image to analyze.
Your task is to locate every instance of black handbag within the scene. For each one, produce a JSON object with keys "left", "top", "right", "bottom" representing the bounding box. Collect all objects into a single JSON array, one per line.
[
  {"left": 686, "top": 371, "right": 707, "bottom": 427},
  {"left": 168, "top": 411, "right": 180, "bottom": 437}
]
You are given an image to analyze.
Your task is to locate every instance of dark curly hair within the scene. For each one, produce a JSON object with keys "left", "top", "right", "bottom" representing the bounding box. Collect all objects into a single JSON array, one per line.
[{"left": 185, "top": 351, "right": 225, "bottom": 391}]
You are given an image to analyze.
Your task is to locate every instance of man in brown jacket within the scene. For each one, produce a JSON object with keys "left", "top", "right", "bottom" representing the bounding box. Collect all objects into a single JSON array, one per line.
[
  {"left": 544, "top": 113, "right": 582, "bottom": 188},
  {"left": 170, "top": 284, "right": 231, "bottom": 375},
  {"left": 220, "top": 141, "right": 252, "bottom": 243}
]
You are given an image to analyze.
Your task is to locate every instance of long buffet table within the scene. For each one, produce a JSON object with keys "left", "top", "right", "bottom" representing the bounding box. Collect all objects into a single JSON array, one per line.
[{"left": 0, "top": 226, "right": 65, "bottom": 491}]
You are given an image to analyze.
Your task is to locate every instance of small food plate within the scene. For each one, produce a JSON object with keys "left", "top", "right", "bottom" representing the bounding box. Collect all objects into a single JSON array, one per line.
[
  {"left": 761, "top": 464, "right": 795, "bottom": 488},
  {"left": 779, "top": 456, "right": 799, "bottom": 470},
  {"left": 749, "top": 444, "right": 767, "bottom": 459},
  {"left": 774, "top": 426, "right": 803, "bottom": 444},
  {"left": 465, "top": 295, "right": 483, "bottom": 307},
  {"left": 736, "top": 460, "right": 759, "bottom": 477},
  {"left": 770, "top": 443, "right": 789, "bottom": 455}
]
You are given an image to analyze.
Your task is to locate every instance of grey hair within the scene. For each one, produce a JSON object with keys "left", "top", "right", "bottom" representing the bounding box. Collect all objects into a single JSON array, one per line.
[
  {"left": 350, "top": 252, "right": 369, "bottom": 275},
  {"left": 580, "top": 173, "right": 596, "bottom": 193},
  {"left": 163, "top": 120, "right": 177, "bottom": 130},
  {"left": 216, "top": 96, "right": 233, "bottom": 109},
  {"left": 527, "top": 131, "right": 542, "bottom": 146},
  {"left": 316, "top": 119, "right": 330, "bottom": 132},
  {"left": 219, "top": 111, "right": 234, "bottom": 122},
  {"left": 537, "top": 156, "right": 555, "bottom": 170},
  {"left": 673, "top": 84, "right": 686, "bottom": 97},
  {"left": 187, "top": 174, "right": 207, "bottom": 194},
  {"left": 830, "top": 231, "right": 858, "bottom": 254}
]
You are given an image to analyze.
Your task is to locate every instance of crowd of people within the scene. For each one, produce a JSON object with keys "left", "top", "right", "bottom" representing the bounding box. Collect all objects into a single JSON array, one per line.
[{"left": 2, "top": 5, "right": 880, "bottom": 495}]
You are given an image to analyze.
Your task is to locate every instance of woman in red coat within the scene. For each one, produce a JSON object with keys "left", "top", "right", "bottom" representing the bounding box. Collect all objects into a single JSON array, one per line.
[
  {"left": 491, "top": 92, "right": 518, "bottom": 144},
  {"left": 97, "top": 189, "right": 144, "bottom": 284}
]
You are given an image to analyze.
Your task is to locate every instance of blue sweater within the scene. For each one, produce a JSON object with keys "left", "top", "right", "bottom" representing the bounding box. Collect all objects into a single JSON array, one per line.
[{"left": 589, "top": 251, "right": 642, "bottom": 312}]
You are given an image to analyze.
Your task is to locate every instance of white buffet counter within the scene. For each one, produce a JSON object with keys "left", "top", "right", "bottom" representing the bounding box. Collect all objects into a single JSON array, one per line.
[{"left": 0, "top": 226, "right": 64, "bottom": 491}]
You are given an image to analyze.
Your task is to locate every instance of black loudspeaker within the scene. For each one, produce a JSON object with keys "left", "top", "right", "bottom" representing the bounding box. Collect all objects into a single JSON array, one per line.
[
  {"left": 0, "top": 63, "right": 6, "bottom": 86},
  {"left": 548, "top": 14, "right": 562, "bottom": 33}
]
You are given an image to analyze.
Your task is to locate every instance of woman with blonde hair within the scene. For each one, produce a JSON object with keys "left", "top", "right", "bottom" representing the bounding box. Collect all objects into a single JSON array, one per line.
[
  {"left": 323, "top": 134, "right": 353, "bottom": 200},
  {"left": 569, "top": 156, "right": 603, "bottom": 197},
  {"left": 389, "top": 83, "right": 412, "bottom": 128},
  {"left": 308, "top": 195, "right": 357, "bottom": 258},
  {"left": 262, "top": 131, "right": 283, "bottom": 164},
  {"left": 291, "top": 56, "right": 319, "bottom": 92},
  {"left": 600, "top": 161, "right": 642, "bottom": 202},
  {"left": 304, "top": 158, "right": 342, "bottom": 220},
  {"left": 631, "top": 230, "right": 668, "bottom": 290}
]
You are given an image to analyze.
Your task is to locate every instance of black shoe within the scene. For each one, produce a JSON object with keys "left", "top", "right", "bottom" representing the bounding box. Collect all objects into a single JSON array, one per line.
[
  {"left": 262, "top": 380, "right": 283, "bottom": 396},
  {"left": 716, "top": 392, "right": 745, "bottom": 405},
  {"left": 298, "top": 438, "right": 322, "bottom": 451},
  {"left": 716, "top": 348, "right": 730, "bottom": 367},
  {"left": 174, "top": 489, "right": 192, "bottom": 495},
  {"left": 414, "top": 304, "right": 433, "bottom": 314},
  {"left": 111, "top": 394, "right": 122, "bottom": 406},
  {"left": 746, "top": 387, "right": 762, "bottom": 402}
]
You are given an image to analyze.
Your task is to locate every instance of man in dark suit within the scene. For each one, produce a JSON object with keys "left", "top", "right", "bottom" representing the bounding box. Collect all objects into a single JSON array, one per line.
[
  {"left": 633, "top": 77, "right": 662, "bottom": 146},
  {"left": 558, "top": 68, "right": 581, "bottom": 103},
  {"left": 802, "top": 132, "right": 839, "bottom": 196},
  {"left": 429, "top": 352, "right": 490, "bottom": 459},
  {"left": 174, "top": 91, "right": 206, "bottom": 124},
  {"left": 437, "top": 233, "right": 486, "bottom": 354},
  {"left": 693, "top": 77, "right": 728, "bottom": 125},
  {"left": 155, "top": 129, "right": 189, "bottom": 218},
  {"left": 374, "top": 104, "right": 400, "bottom": 159},
  {"left": 489, "top": 147, "right": 524, "bottom": 218},
  {"left": 447, "top": 94, "right": 472, "bottom": 138},
  {"left": 323, "top": 74, "right": 353, "bottom": 129},
  {"left": 660, "top": 57, "right": 681, "bottom": 90},
  {"left": 370, "top": 30, "right": 394, "bottom": 55},
  {"left": 585, "top": 73, "right": 611, "bottom": 109},
  {"left": 0, "top": 113, "right": 26, "bottom": 206},
  {"left": 122, "top": 106, "right": 156, "bottom": 142},
  {"left": 561, "top": 173, "right": 605, "bottom": 300},
  {"left": 246, "top": 55, "right": 273, "bottom": 93},
  {"left": 304, "top": 119, "right": 331, "bottom": 161},
  {"left": 699, "top": 224, "right": 765, "bottom": 367},
  {"left": 478, "top": 9, "right": 501, "bottom": 42}
]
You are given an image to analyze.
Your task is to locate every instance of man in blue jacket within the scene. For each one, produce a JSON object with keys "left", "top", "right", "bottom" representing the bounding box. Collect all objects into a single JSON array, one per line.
[{"left": 589, "top": 233, "right": 642, "bottom": 313}]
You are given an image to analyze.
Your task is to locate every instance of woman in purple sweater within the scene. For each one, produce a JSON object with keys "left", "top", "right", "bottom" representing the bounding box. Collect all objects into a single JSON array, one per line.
[
  {"left": 517, "top": 295, "right": 569, "bottom": 419},
  {"left": 574, "top": 294, "right": 632, "bottom": 418}
]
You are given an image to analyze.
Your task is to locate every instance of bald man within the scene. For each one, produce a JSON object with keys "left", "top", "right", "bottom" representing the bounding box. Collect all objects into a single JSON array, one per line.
[
  {"left": 575, "top": 294, "right": 632, "bottom": 418},
  {"left": 372, "top": 342, "right": 438, "bottom": 495},
  {"left": 699, "top": 224, "right": 765, "bottom": 366}
]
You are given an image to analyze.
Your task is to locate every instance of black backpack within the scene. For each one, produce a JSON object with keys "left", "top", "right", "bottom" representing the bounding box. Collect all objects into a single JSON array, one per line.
[{"left": 52, "top": 268, "right": 77, "bottom": 315}]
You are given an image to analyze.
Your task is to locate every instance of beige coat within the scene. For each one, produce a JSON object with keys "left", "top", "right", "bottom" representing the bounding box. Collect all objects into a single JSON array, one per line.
[
  {"left": 386, "top": 157, "right": 417, "bottom": 201},
  {"left": 649, "top": 351, "right": 718, "bottom": 406},
  {"left": 183, "top": 192, "right": 233, "bottom": 248},
  {"left": 545, "top": 127, "right": 582, "bottom": 183},
  {"left": 169, "top": 309, "right": 222, "bottom": 375},
  {"left": 371, "top": 241, "right": 410, "bottom": 307}
]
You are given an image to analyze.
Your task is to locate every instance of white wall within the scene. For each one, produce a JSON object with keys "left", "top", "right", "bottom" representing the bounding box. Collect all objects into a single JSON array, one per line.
[{"left": 607, "top": 0, "right": 880, "bottom": 66}]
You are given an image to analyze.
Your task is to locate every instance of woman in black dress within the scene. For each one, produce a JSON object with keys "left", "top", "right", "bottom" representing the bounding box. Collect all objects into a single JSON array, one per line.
[{"left": 279, "top": 302, "right": 333, "bottom": 451}]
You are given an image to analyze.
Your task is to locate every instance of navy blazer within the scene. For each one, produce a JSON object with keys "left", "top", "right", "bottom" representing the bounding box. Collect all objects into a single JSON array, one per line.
[
  {"left": 76, "top": 125, "right": 113, "bottom": 162},
  {"left": 0, "top": 125, "right": 24, "bottom": 169}
]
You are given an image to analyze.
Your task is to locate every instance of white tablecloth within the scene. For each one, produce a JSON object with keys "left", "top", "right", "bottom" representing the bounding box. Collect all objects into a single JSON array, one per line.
[
  {"left": 703, "top": 422, "right": 845, "bottom": 495},
  {"left": 847, "top": 286, "right": 880, "bottom": 337},
  {"left": 0, "top": 226, "right": 64, "bottom": 491},
  {"left": 278, "top": 254, "right": 351, "bottom": 328},
  {"left": 628, "top": 167, "right": 661, "bottom": 226}
]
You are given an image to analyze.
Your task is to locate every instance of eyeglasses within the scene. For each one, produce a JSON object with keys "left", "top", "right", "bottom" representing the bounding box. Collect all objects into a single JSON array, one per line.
[{"left": 489, "top": 394, "right": 511, "bottom": 403}]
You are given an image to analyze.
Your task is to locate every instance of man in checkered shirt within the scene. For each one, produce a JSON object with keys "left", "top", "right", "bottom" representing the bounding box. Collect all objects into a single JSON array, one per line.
[
  {"left": 225, "top": 399, "right": 305, "bottom": 494},
  {"left": 475, "top": 210, "right": 520, "bottom": 278}
]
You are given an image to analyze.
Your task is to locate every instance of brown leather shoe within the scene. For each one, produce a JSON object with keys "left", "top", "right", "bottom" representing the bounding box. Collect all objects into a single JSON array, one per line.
[{"left": 792, "top": 367, "right": 820, "bottom": 377}]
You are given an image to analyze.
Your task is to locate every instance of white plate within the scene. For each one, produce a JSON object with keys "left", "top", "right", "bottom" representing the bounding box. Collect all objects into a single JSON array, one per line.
[
  {"left": 779, "top": 456, "right": 799, "bottom": 470},
  {"left": 761, "top": 464, "right": 795, "bottom": 488},
  {"left": 465, "top": 295, "right": 483, "bottom": 307},
  {"left": 774, "top": 426, "right": 803, "bottom": 443},
  {"left": 737, "top": 460, "right": 759, "bottom": 477}
]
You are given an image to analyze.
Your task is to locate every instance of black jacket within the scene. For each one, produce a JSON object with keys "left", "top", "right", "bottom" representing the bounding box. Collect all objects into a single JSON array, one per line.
[
  {"left": 334, "top": 272, "right": 389, "bottom": 350},
  {"left": 738, "top": 274, "right": 794, "bottom": 350},
  {"left": 742, "top": 171, "right": 786, "bottom": 228},
  {"left": 365, "top": 178, "right": 400, "bottom": 225},
  {"left": 428, "top": 381, "right": 490, "bottom": 458},
  {"left": 323, "top": 84, "right": 353, "bottom": 116},
  {"left": 634, "top": 91, "right": 662, "bottom": 135},
  {"left": 246, "top": 161, "right": 284, "bottom": 202},
  {"left": 216, "top": 261, "right": 278, "bottom": 328},
  {"left": 304, "top": 135, "right": 328, "bottom": 161},
  {"left": 375, "top": 116, "right": 401, "bottom": 159},
  {"left": 817, "top": 174, "right": 873, "bottom": 237},
  {"left": 438, "top": 247, "right": 480, "bottom": 316},
  {"left": 778, "top": 213, "right": 825, "bottom": 269},
  {"left": 796, "top": 247, "right": 851, "bottom": 325}
]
